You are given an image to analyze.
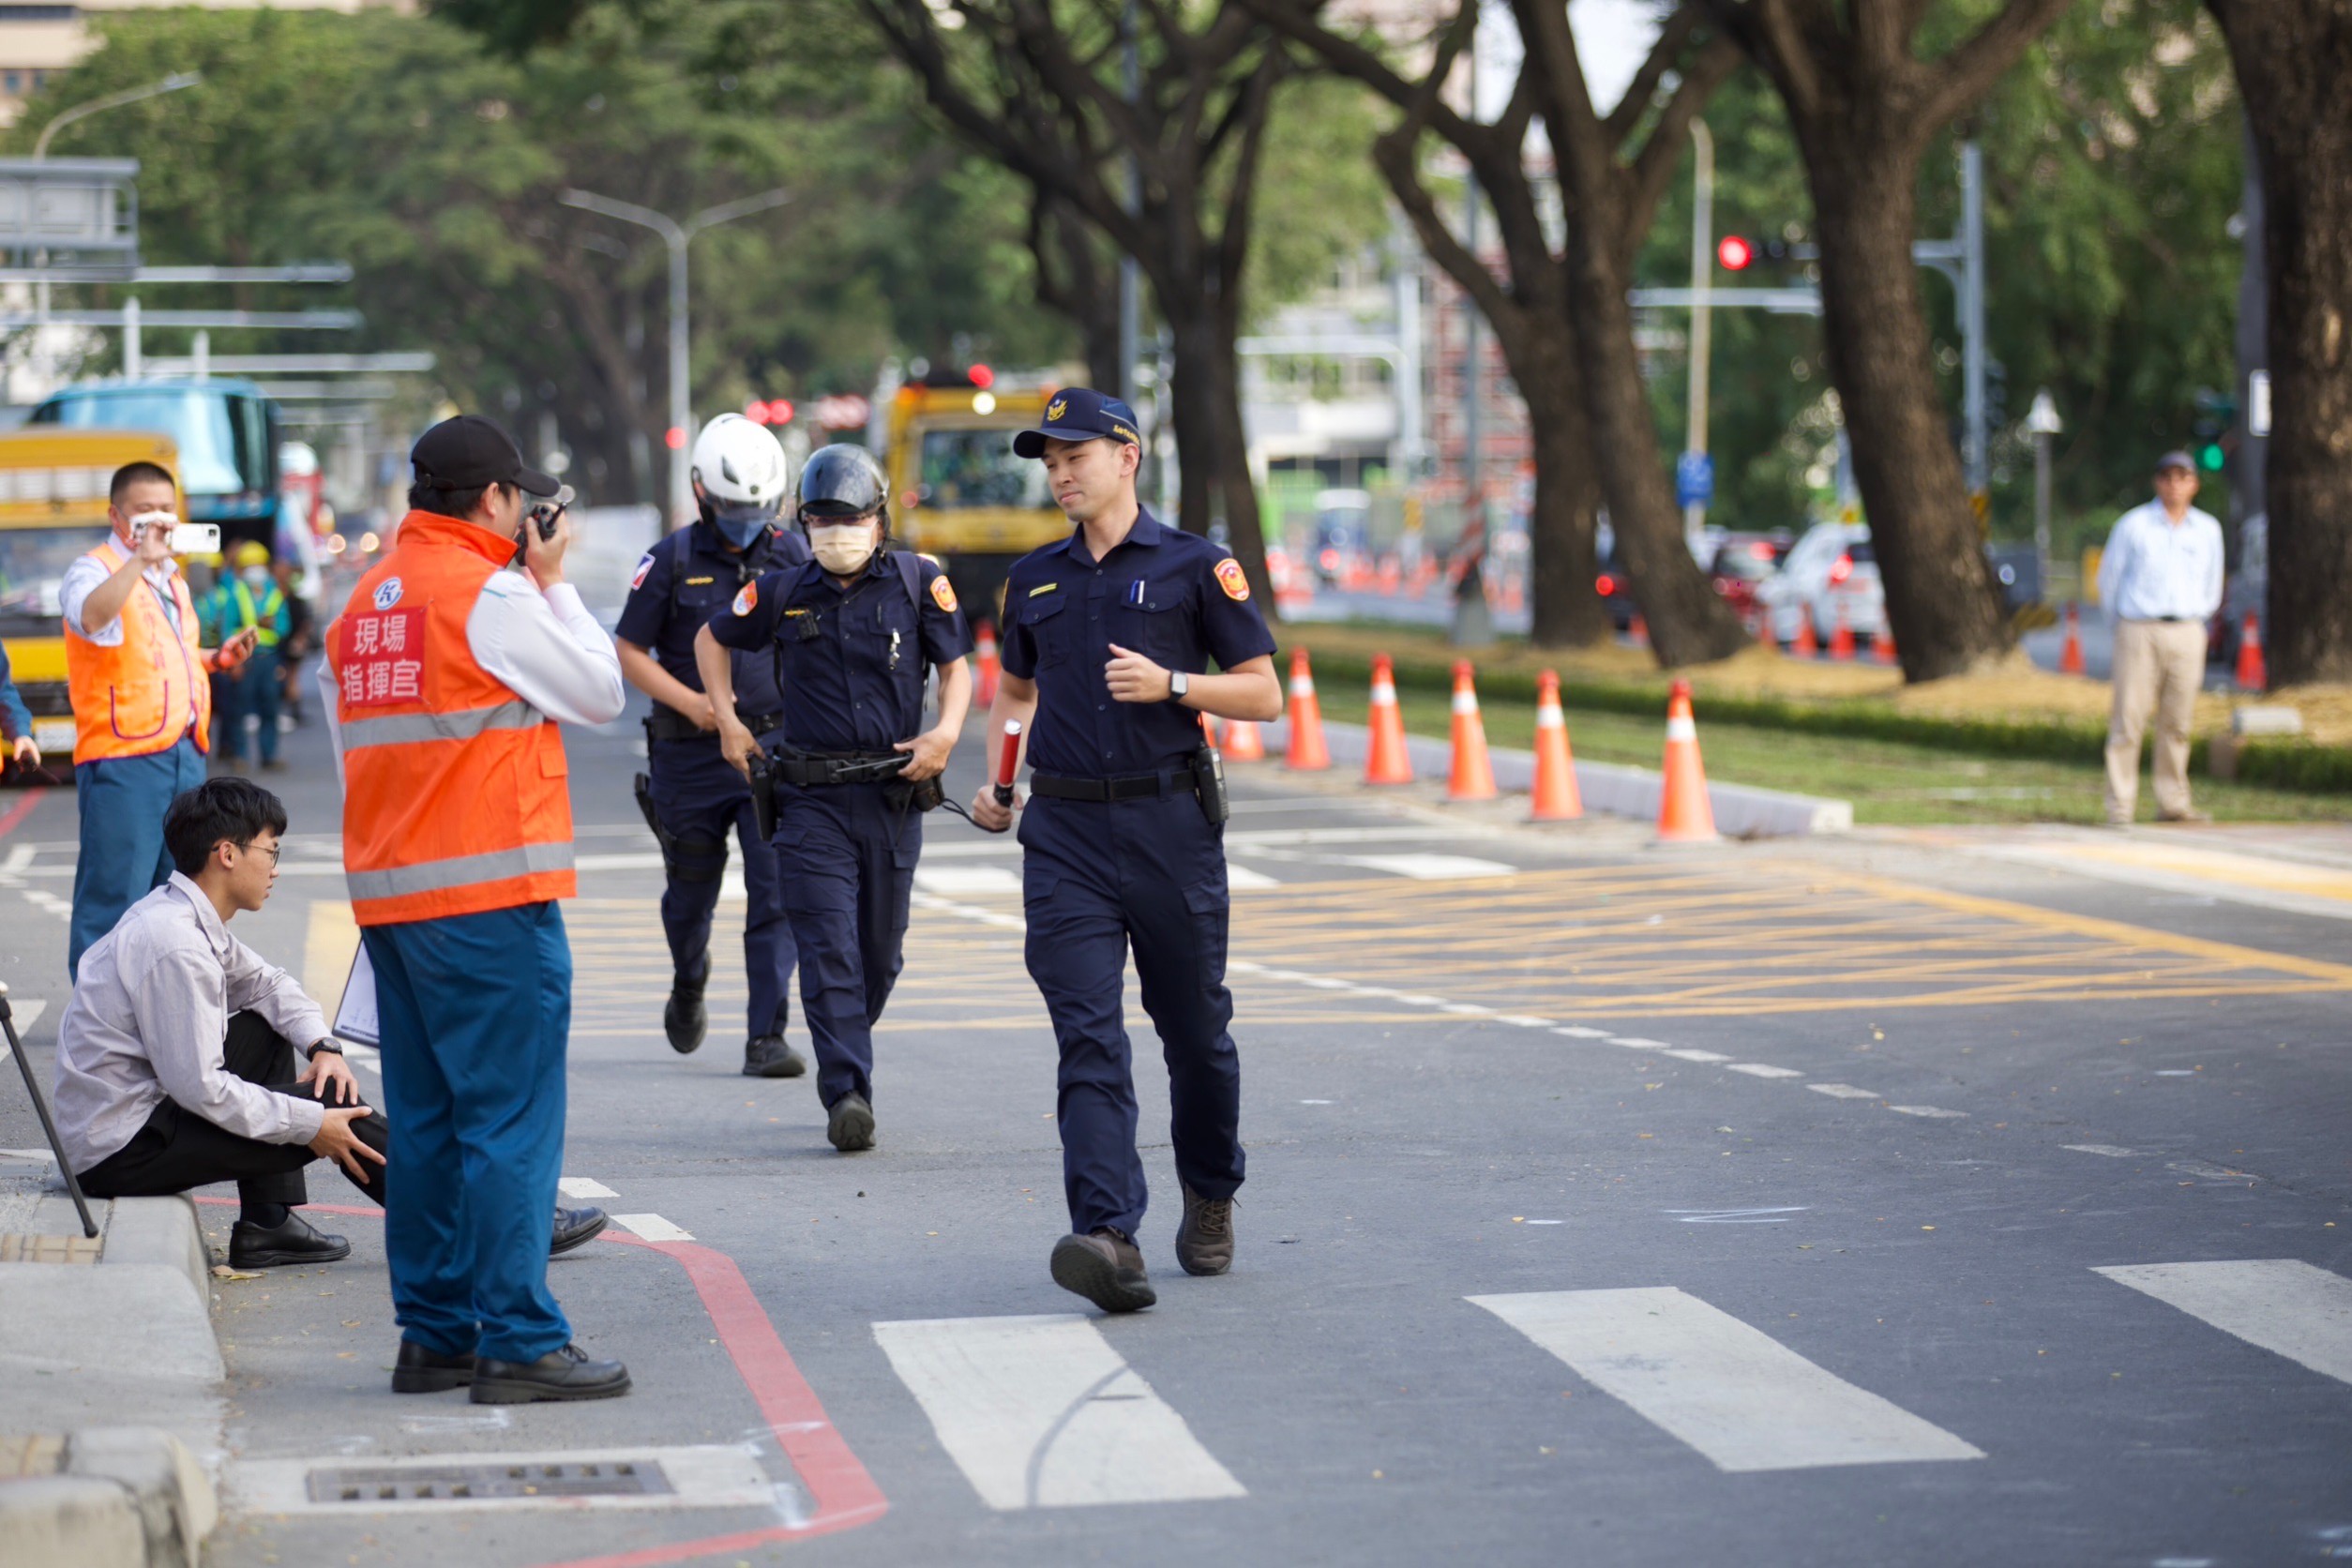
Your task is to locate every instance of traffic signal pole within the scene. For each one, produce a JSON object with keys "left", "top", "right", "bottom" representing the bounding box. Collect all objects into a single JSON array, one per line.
[{"left": 1683, "top": 119, "right": 1714, "bottom": 560}]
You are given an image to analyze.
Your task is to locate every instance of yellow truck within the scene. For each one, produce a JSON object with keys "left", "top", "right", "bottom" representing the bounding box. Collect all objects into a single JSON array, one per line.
[
  {"left": 883, "top": 375, "right": 1068, "bottom": 618},
  {"left": 0, "top": 429, "right": 186, "bottom": 765}
]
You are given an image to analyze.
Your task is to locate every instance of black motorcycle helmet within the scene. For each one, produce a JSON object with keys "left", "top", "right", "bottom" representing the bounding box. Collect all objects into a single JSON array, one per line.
[{"left": 794, "top": 444, "right": 890, "bottom": 536}]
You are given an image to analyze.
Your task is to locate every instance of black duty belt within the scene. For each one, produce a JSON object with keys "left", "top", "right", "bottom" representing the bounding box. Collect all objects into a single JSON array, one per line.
[
  {"left": 1029, "top": 768, "right": 1199, "bottom": 803},
  {"left": 647, "top": 706, "right": 780, "bottom": 743},
  {"left": 774, "top": 749, "right": 909, "bottom": 786}
]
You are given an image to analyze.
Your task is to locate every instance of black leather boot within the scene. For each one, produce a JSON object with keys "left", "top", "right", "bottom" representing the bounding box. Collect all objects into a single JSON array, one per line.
[
  {"left": 664, "top": 964, "right": 708, "bottom": 1053},
  {"left": 391, "top": 1339, "right": 475, "bottom": 1394},
  {"left": 471, "top": 1343, "right": 632, "bottom": 1404}
]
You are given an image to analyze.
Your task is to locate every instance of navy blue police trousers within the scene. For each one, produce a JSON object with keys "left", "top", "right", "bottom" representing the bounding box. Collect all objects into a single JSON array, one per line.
[
  {"left": 772, "top": 781, "right": 917, "bottom": 1110},
  {"left": 649, "top": 737, "right": 795, "bottom": 1040}
]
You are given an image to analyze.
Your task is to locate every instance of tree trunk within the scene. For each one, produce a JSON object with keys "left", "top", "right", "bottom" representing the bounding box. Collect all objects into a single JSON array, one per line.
[
  {"left": 2211, "top": 0, "right": 2352, "bottom": 685},
  {"left": 1806, "top": 141, "right": 2010, "bottom": 679},
  {"left": 1202, "top": 323, "right": 1276, "bottom": 613},
  {"left": 1512, "top": 341, "right": 1608, "bottom": 647}
]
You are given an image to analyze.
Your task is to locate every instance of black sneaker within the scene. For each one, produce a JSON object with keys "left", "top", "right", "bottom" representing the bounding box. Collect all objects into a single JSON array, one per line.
[
  {"left": 228, "top": 1210, "right": 351, "bottom": 1270},
  {"left": 743, "top": 1034, "right": 807, "bottom": 1078},
  {"left": 550, "top": 1206, "right": 609, "bottom": 1257},
  {"left": 826, "top": 1093, "right": 876, "bottom": 1153},
  {"left": 664, "top": 969, "right": 707, "bottom": 1054},
  {"left": 390, "top": 1339, "right": 475, "bottom": 1394},
  {"left": 1174, "top": 1184, "right": 1234, "bottom": 1276},
  {"left": 1050, "top": 1229, "right": 1156, "bottom": 1313},
  {"left": 470, "top": 1343, "right": 631, "bottom": 1405}
]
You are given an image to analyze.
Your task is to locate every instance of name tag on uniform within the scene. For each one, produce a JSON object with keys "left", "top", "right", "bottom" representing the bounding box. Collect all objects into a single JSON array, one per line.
[
  {"left": 685, "top": 576, "right": 715, "bottom": 586},
  {"left": 1028, "top": 582, "right": 1058, "bottom": 596}
]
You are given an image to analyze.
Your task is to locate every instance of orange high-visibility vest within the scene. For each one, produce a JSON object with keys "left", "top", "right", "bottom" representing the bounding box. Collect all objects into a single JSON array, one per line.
[
  {"left": 64, "top": 538, "right": 212, "bottom": 764},
  {"left": 333, "top": 510, "right": 576, "bottom": 927}
]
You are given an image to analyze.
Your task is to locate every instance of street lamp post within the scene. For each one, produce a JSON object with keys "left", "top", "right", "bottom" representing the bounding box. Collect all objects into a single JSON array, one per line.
[
  {"left": 32, "top": 69, "right": 201, "bottom": 159},
  {"left": 560, "top": 187, "right": 793, "bottom": 525},
  {"left": 2025, "top": 387, "right": 2062, "bottom": 583}
]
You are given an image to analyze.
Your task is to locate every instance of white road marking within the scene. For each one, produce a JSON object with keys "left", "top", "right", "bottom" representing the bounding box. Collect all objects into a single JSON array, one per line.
[
  {"left": 872, "top": 1314, "right": 1245, "bottom": 1510},
  {"left": 1341, "top": 853, "right": 1517, "bottom": 880},
  {"left": 1661, "top": 1048, "right": 1731, "bottom": 1063},
  {"left": 1, "top": 845, "right": 32, "bottom": 873},
  {"left": 1469, "top": 1289, "right": 1984, "bottom": 1472},
  {"left": 611, "top": 1214, "right": 694, "bottom": 1243},
  {"left": 2064, "top": 1144, "right": 2140, "bottom": 1157},
  {"left": 1496, "top": 1015, "right": 1554, "bottom": 1029},
  {"left": 1807, "top": 1083, "right": 1882, "bottom": 1100},
  {"left": 1608, "top": 1036, "right": 1674, "bottom": 1050},
  {"left": 227, "top": 1444, "right": 775, "bottom": 1515},
  {"left": 1889, "top": 1106, "right": 1968, "bottom": 1119},
  {"left": 1726, "top": 1063, "right": 1803, "bottom": 1079},
  {"left": 914, "top": 865, "right": 1024, "bottom": 896},
  {"left": 1664, "top": 1208, "right": 1810, "bottom": 1225},
  {"left": 1225, "top": 865, "right": 1280, "bottom": 890},
  {"left": 2094, "top": 1259, "right": 2352, "bottom": 1385},
  {"left": 1553, "top": 1026, "right": 1611, "bottom": 1039},
  {"left": 559, "top": 1177, "right": 619, "bottom": 1199}
]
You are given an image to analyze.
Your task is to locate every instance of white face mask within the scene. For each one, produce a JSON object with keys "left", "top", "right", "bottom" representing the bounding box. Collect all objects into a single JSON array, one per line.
[
  {"left": 808, "top": 520, "right": 879, "bottom": 576},
  {"left": 242, "top": 566, "right": 270, "bottom": 590}
]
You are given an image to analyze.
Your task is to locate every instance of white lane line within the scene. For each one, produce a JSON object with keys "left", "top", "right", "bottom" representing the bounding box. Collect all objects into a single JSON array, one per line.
[
  {"left": 914, "top": 865, "right": 1024, "bottom": 897},
  {"left": 1661, "top": 1048, "right": 1731, "bottom": 1063},
  {"left": 1341, "top": 853, "right": 1517, "bottom": 880},
  {"left": 227, "top": 1444, "right": 774, "bottom": 1515},
  {"left": 1553, "top": 1026, "right": 1611, "bottom": 1039},
  {"left": 1469, "top": 1289, "right": 1984, "bottom": 1472},
  {"left": 1608, "top": 1036, "right": 1674, "bottom": 1051},
  {"left": 1807, "top": 1083, "right": 1882, "bottom": 1101},
  {"left": 1225, "top": 865, "right": 1281, "bottom": 890},
  {"left": 611, "top": 1214, "right": 694, "bottom": 1243},
  {"left": 2094, "top": 1260, "right": 2352, "bottom": 1386},
  {"left": 2064, "top": 1144, "right": 2140, "bottom": 1157},
  {"left": 1665, "top": 1208, "right": 1810, "bottom": 1225},
  {"left": 872, "top": 1314, "right": 1245, "bottom": 1510},
  {"left": 559, "top": 1177, "right": 619, "bottom": 1199},
  {"left": 1889, "top": 1106, "right": 1968, "bottom": 1119},
  {"left": 1726, "top": 1063, "right": 1803, "bottom": 1079},
  {"left": 1, "top": 845, "right": 32, "bottom": 872}
]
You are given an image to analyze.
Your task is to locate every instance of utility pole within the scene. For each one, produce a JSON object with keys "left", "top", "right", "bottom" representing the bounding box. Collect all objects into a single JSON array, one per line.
[
  {"left": 1960, "top": 141, "right": 1988, "bottom": 514},
  {"left": 2233, "top": 118, "right": 2268, "bottom": 530},
  {"left": 561, "top": 187, "right": 793, "bottom": 526},
  {"left": 1459, "top": 26, "right": 1482, "bottom": 537},
  {"left": 1119, "top": 1, "right": 1140, "bottom": 409},
  {"left": 2026, "top": 387, "right": 2061, "bottom": 581},
  {"left": 1681, "top": 119, "right": 1715, "bottom": 560}
]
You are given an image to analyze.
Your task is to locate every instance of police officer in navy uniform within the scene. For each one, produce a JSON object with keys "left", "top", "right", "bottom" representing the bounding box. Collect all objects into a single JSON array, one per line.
[
  {"left": 968, "top": 390, "right": 1282, "bottom": 1313},
  {"left": 697, "top": 444, "right": 972, "bottom": 1153},
  {"left": 615, "top": 415, "right": 808, "bottom": 1078}
]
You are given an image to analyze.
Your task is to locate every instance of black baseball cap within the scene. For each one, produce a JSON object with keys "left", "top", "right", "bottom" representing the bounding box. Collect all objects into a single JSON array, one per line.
[
  {"left": 412, "top": 415, "right": 560, "bottom": 497},
  {"left": 1012, "top": 388, "right": 1142, "bottom": 459}
]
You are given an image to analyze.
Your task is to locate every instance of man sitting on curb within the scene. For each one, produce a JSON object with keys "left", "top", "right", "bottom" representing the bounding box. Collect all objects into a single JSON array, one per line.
[{"left": 52, "top": 778, "right": 608, "bottom": 1269}]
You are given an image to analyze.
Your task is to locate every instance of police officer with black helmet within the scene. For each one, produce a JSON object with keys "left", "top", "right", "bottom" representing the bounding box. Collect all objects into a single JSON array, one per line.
[
  {"left": 615, "top": 415, "right": 808, "bottom": 1078},
  {"left": 695, "top": 443, "right": 972, "bottom": 1153}
]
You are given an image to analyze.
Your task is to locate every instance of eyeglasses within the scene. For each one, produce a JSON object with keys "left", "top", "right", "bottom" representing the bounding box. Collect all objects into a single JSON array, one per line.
[{"left": 236, "top": 840, "right": 282, "bottom": 866}]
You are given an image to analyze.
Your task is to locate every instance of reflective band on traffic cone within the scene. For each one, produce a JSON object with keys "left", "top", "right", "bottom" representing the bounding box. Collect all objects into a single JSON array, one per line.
[
  {"left": 1530, "top": 670, "right": 1582, "bottom": 822},
  {"left": 972, "top": 620, "right": 1002, "bottom": 708},
  {"left": 2058, "top": 602, "right": 2086, "bottom": 675},
  {"left": 1223, "top": 718, "right": 1266, "bottom": 761},
  {"left": 2236, "top": 611, "right": 2266, "bottom": 692},
  {"left": 1793, "top": 612, "right": 1818, "bottom": 658},
  {"left": 1364, "top": 654, "right": 1413, "bottom": 784},
  {"left": 1285, "top": 647, "right": 1331, "bottom": 771},
  {"left": 1655, "top": 678, "right": 1717, "bottom": 843},
  {"left": 1829, "top": 599, "right": 1855, "bottom": 661},
  {"left": 1446, "top": 660, "right": 1497, "bottom": 800}
]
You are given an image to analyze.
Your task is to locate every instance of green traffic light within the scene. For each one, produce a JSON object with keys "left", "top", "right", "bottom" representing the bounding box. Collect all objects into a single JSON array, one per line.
[{"left": 2199, "top": 443, "right": 2225, "bottom": 471}]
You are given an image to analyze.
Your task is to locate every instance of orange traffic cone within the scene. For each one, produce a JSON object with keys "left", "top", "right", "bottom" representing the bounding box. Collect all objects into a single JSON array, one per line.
[
  {"left": 1284, "top": 648, "right": 1330, "bottom": 771},
  {"left": 1446, "top": 661, "right": 1497, "bottom": 800},
  {"left": 1223, "top": 718, "right": 1266, "bottom": 761},
  {"left": 1793, "top": 612, "right": 1818, "bottom": 658},
  {"left": 1874, "top": 622, "right": 1897, "bottom": 665},
  {"left": 1756, "top": 610, "right": 1776, "bottom": 649},
  {"left": 972, "top": 620, "right": 1002, "bottom": 707},
  {"left": 2058, "top": 602, "right": 2085, "bottom": 675},
  {"left": 1629, "top": 613, "right": 1650, "bottom": 650},
  {"left": 1530, "top": 670, "right": 1582, "bottom": 822},
  {"left": 1829, "top": 600, "right": 1855, "bottom": 661},
  {"left": 1199, "top": 712, "right": 1222, "bottom": 747},
  {"left": 1656, "top": 678, "right": 1717, "bottom": 843},
  {"left": 2237, "top": 612, "right": 2266, "bottom": 691},
  {"left": 1364, "top": 654, "right": 1413, "bottom": 785}
]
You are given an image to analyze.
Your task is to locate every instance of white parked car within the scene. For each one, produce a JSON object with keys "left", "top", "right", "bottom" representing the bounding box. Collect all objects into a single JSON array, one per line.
[{"left": 1756, "top": 521, "right": 1887, "bottom": 647}]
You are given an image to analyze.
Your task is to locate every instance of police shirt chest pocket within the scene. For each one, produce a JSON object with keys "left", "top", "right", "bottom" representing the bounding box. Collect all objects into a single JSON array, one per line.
[
  {"left": 1018, "top": 593, "right": 1071, "bottom": 666},
  {"left": 1114, "top": 580, "right": 1191, "bottom": 662}
]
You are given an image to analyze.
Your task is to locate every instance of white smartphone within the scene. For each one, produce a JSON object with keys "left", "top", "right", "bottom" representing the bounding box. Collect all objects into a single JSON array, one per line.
[{"left": 137, "top": 513, "right": 220, "bottom": 556}]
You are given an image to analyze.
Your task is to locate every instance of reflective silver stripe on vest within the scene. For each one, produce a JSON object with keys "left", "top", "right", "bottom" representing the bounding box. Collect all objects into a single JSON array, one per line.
[
  {"left": 339, "top": 700, "right": 544, "bottom": 751},
  {"left": 345, "top": 840, "right": 576, "bottom": 903}
]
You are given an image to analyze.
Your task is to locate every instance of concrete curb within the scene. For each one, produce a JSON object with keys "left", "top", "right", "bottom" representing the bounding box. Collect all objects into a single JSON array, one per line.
[
  {"left": 0, "top": 1430, "right": 217, "bottom": 1568},
  {"left": 1255, "top": 717, "right": 1852, "bottom": 837}
]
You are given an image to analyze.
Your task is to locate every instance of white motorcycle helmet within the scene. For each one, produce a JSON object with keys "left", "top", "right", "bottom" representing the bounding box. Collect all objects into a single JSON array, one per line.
[{"left": 689, "top": 414, "right": 790, "bottom": 546}]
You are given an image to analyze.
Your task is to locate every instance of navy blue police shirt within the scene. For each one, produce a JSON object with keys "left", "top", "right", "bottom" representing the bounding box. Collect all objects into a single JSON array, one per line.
[
  {"left": 705, "top": 547, "right": 972, "bottom": 753},
  {"left": 615, "top": 520, "right": 808, "bottom": 717},
  {"left": 1000, "top": 506, "right": 1275, "bottom": 778}
]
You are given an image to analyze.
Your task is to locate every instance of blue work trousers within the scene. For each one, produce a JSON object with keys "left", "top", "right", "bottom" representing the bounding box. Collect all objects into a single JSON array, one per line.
[
  {"left": 362, "top": 900, "right": 572, "bottom": 1365},
  {"left": 70, "top": 732, "right": 206, "bottom": 980},
  {"left": 216, "top": 647, "right": 282, "bottom": 764},
  {"left": 649, "top": 738, "right": 794, "bottom": 1038},
  {"left": 774, "top": 782, "right": 917, "bottom": 1110},
  {"left": 1018, "top": 792, "right": 1244, "bottom": 1240}
]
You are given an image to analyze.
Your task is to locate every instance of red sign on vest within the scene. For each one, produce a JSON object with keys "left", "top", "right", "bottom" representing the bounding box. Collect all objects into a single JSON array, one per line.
[{"left": 339, "top": 608, "right": 427, "bottom": 708}]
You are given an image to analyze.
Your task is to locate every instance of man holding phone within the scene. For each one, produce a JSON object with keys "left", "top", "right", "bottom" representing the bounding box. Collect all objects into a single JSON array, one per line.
[{"left": 61, "top": 461, "right": 258, "bottom": 979}]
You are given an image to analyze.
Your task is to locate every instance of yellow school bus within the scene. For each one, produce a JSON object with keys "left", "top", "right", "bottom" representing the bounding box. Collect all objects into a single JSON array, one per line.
[
  {"left": 0, "top": 429, "right": 186, "bottom": 762},
  {"left": 884, "top": 375, "right": 1069, "bottom": 618}
]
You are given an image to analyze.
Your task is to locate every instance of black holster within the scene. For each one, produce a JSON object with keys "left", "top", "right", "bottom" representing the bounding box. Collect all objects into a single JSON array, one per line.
[
  {"left": 1190, "top": 744, "right": 1229, "bottom": 827},
  {"left": 746, "top": 749, "right": 779, "bottom": 842},
  {"left": 636, "top": 770, "right": 728, "bottom": 882},
  {"left": 882, "top": 773, "right": 946, "bottom": 814}
]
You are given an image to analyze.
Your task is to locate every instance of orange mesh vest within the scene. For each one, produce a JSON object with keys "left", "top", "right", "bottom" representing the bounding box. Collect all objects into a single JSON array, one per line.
[
  {"left": 333, "top": 510, "right": 576, "bottom": 926},
  {"left": 64, "top": 539, "right": 211, "bottom": 763}
]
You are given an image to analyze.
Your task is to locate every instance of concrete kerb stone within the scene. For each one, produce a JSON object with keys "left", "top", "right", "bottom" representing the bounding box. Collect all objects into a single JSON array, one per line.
[{"left": 1258, "top": 717, "right": 1852, "bottom": 837}]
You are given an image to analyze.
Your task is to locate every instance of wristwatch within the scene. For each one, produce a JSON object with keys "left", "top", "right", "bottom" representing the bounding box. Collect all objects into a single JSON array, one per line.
[
  {"left": 307, "top": 1039, "right": 343, "bottom": 1058},
  {"left": 1168, "top": 670, "right": 1189, "bottom": 702}
]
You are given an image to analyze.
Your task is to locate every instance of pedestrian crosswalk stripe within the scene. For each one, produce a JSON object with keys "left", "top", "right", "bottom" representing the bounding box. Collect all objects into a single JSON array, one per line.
[
  {"left": 913, "top": 866, "right": 1023, "bottom": 896},
  {"left": 1726, "top": 1063, "right": 1802, "bottom": 1078},
  {"left": 1342, "top": 852, "right": 1516, "bottom": 880},
  {"left": 1469, "top": 1289, "right": 1985, "bottom": 1472},
  {"left": 2093, "top": 1259, "right": 2352, "bottom": 1386},
  {"left": 1225, "top": 864, "right": 1280, "bottom": 890},
  {"left": 1807, "top": 1082, "right": 1881, "bottom": 1100},
  {"left": 559, "top": 1177, "right": 618, "bottom": 1199},
  {"left": 871, "top": 1314, "right": 1246, "bottom": 1509},
  {"left": 611, "top": 1214, "right": 694, "bottom": 1243}
]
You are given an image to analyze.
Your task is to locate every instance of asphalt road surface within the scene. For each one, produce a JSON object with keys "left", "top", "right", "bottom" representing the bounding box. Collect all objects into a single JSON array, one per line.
[{"left": 2, "top": 664, "right": 2346, "bottom": 1568}]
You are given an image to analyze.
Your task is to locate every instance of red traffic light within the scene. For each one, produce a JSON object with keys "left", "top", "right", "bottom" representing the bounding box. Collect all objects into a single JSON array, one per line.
[
  {"left": 766, "top": 399, "right": 794, "bottom": 426},
  {"left": 967, "top": 363, "right": 995, "bottom": 390},
  {"left": 1716, "top": 234, "right": 1754, "bottom": 272}
]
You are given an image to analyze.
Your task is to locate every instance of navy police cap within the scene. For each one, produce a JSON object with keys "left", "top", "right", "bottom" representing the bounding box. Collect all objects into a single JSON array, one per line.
[{"left": 1011, "top": 387, "right": 1141, "bottom": 459}]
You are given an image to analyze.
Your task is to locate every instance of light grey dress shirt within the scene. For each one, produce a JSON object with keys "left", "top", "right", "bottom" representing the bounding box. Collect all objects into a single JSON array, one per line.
[
  {"left": 58, "top": 540, "right": 185, "bottom": 644},
  {"left": 2096, "top": 501, "right": 2224, "bottom": 623},
  {"left": 53, "top": 873, "right": 331, "bottom": 1172}
]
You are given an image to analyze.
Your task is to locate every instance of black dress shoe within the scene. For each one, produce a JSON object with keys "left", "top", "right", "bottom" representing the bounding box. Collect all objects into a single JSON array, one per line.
[
  {"left": 228, "top": 1210, "right": 351, "bottom": 1269},
  {"left": 665, "top": 973, "right": 707, "bottom": 1054},
  {"left": 391, "top": 1339, "right": 475, "bottom": 1394},
  {"left": 742, "top": 1034, "right": 807, "bottom": 1078},
  {"left": 550, "top": 1205, "right": 609, "bottom": 1257},
  {"left": 826, "top": 1093, "right": 876, "bottom": 1153},
  {"left": 471, "top": 1343, "right": 632, "bottom": 1404}
]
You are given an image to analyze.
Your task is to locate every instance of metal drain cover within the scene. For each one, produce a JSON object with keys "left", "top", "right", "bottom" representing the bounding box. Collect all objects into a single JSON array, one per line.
[{"left": 307, "top": 1458, "right": 674, "bottom": 1504}]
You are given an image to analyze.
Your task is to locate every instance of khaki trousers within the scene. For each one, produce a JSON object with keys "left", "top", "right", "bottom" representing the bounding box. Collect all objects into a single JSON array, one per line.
[{"left": 2104, "top": 619, "right": 2206, "bottom": 821}]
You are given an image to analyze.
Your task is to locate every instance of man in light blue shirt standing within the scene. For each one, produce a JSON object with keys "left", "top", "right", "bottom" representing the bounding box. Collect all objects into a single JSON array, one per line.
[{"left": 2095, "top": 451, "right": 2224, "bottom": 825}]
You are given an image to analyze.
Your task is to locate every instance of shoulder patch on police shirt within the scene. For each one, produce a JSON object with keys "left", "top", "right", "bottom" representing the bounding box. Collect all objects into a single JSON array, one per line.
[
  {"left": 731, "top": 581, "right": 758, "bottom": 616},
  {"left": 930, "top": 574, "right": 958, "bottom": 613},
  {"left": 629, "top": 553, "right": 654, "bottom": 592},
  {"left": 1214, "top": 557, "right": 1250, "bottom": 602},
  {"left": 1028, "top": 581, "right": 1058, "bottom": 597}
]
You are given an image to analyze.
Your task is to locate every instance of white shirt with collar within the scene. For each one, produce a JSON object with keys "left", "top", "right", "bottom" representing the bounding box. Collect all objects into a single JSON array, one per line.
[
  {"left": 58, "top": 534, "right": 185, "bottom": 645},
  {"left": 52, "top": 872, "right": 332, "bottom": 1172},
  {"left": 2097, "top": 500, "right": 2224, "bottom": 624}
]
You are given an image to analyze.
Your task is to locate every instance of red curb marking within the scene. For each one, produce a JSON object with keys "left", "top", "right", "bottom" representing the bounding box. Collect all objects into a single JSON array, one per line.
[
  {"left": 0, "top": 783, "right": 49, "bottom": 840},
  {"left": 192, "top": 1198, "right": 889, "bottom": 1562}
]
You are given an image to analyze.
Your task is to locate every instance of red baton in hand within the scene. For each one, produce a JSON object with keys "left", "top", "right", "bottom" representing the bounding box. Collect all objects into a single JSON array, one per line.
[{"left": 993, "top": 720, "right": 1022, "bottom": 807}]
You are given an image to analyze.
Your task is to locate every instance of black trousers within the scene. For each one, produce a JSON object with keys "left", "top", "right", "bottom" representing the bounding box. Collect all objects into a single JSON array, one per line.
[{"left": 78, "top": 1012, "right": 389, "bottom": 1212}]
